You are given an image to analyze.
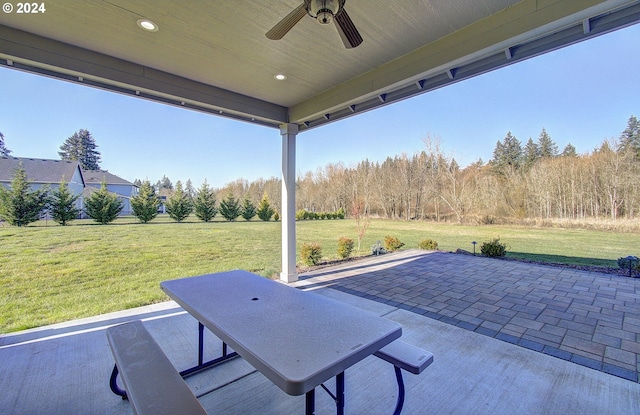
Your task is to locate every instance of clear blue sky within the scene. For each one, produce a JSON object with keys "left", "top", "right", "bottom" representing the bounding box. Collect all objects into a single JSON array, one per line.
[{"left": 1, "top": 23, "right": 639, "bottom": 189}]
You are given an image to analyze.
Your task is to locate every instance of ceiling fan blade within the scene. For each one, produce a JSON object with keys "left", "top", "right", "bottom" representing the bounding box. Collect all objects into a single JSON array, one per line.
[
  {"left": 266, "top": 3, "right": 307, "bottom": 40},
  {"left": 334, "top": 8, "right": 363, "bottom": 49}
]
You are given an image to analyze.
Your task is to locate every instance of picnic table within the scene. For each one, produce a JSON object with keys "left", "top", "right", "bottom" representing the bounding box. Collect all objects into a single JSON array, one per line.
[{"left": 160, "top": 270, "right": 403, "bottom": 415}]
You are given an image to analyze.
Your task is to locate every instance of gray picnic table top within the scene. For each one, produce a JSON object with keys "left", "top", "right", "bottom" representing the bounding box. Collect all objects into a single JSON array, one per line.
[{"left": 161, "top": 270, "right": 402, "bottom": 396}]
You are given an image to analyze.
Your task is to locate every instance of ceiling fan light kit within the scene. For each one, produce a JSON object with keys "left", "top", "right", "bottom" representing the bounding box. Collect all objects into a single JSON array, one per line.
[
  {"left": 308, "top": 0, "right": 344, "bottom": 24},
  {"left": 266, "top": 0, "right": 362, "bottom": 49}
]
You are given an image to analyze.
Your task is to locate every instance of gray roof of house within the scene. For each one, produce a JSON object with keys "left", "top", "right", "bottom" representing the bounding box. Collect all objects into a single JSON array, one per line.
[
  {"left": 82, "top": 169, "right": 134, "bottom": 186},
  {"left": 0, "top": 157, "right": 83, "bottom": 184}
]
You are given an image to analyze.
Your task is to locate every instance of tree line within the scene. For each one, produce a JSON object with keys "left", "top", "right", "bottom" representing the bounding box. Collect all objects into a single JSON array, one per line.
[
  {"left": 0, "top": 170, "right": 279, "bottom": 226},
  {"left": 195, "top": 115, "right": 640, "bottom": 223},
  {"left": 4, "top": 115, "right": 639, "bottom": 225}
]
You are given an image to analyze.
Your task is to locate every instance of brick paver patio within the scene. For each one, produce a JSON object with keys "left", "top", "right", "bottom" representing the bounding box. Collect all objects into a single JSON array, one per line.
[{"left": 295, "top": 250, "right": 640, "bottom": 382}]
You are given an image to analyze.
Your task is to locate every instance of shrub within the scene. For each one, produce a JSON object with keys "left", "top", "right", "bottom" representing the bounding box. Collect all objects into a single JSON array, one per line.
[
  {"left": 130, "top": 180, "right": 159, "bottom": 223},
  {"left": 273, "top": 211, "right": 280, "bottom": 221},
  {"left": 371, "top": 240, "right": 386, "bottom": 255},
  {"left": 0, "top": 165, "right": 49, "bottom": 226},
  {"left": 480, "top": 237, "right": 508, "bottom": 257},
  {"left": 384, "top": 236, "right": 405, "bottom": 252},
  {"left": 295, "top": 209, "right": 343, "bottom": 220},
  {"left": 300, "top": 242, "right": 322, "bottom": 266},
  {"left": 337, "top": 237, "right": 354, "bottom": 259},
  {"left": 241, "top": 196, "right": 257, "bottom": 221},
  {"left": 617, "top": 256, "right": 640, "bottom": 272},
  {"left": 86, "top": 180, "right": 124, "bottom": 225},
  {"left": 49, "top": 180, "right": 80, "bottom": 226},
  {"left": 219, "top": 192, "right": 241, "bottom": 221},
  {"left": 194, "top": 180, "right": 217, "bottom": 222},
  {"left": 166, "top": 181, "right": 193, "bottom": 222},
  {"left": 418, "top": 239, "right": 438, "bottom": 250},
  {"left": 256, "top": 193, "right": 274, "bottom": 221}
]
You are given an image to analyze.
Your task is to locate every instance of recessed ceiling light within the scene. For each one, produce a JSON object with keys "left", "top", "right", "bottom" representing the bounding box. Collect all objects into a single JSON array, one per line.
[
  {"left": 137, "top": 18, "right": 158, "bottom": 32},
  {"left": 274, "top": 74, "right": 287, "bottom": 81}
]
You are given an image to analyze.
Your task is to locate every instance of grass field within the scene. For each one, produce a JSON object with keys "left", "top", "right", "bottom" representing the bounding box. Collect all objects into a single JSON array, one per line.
[{"left": 1, "top": 215, "right": 638, "bottom": 333}]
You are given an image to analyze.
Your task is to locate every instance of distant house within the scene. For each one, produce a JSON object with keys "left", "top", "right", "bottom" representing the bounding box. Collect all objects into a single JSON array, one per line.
[
  {"left": 0, "top": 157, "right": 137, "bottom": 218},
  {"left": 82, "top": 169, "right": 138, "bottom": 215},
  {"left": 0, "top": 157, "right": 85, "bottom": 215}
]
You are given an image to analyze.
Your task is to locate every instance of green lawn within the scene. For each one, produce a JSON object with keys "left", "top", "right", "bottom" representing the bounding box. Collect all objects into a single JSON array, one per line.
[{"left": 1, "top": 216, "right": 637, "bottom": 333}]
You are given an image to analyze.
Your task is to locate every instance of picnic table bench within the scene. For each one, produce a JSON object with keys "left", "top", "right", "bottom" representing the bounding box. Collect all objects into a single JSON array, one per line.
[
  {"left": 107, "top": 320, "right": 207, "bottom": 415},
  {"left": 375, "top": 340, "right": 434, "bottom": 415}
]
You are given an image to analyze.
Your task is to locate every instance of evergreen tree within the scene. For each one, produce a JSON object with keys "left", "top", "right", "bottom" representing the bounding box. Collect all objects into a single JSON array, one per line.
[
  {"left": 0, "top": 165, "right": 49, "bottom": 226},
  {"left": 522, "top": 137, "right": 540, "bottom": 169},
  {"left": 241, "top": 196, "right": 257, "bottom": 221},
  {"left": 0, "top": 131, "right": 12, "bottom": 156},
  {"left": 537, "top": 128, "right": 558, "bottom": 158},
  {"left": 219, "top": 192, "right": 241, "bottom": 221},
  {"left": 58, "top": 129, "right": 101, "bottom": 170},
  {"left": 561, "top": 143, "right": 578, "bottom": 157},
  {"left": 165, "top": 180, "right": 193, "bottom": 222},
  {"left": 185, "top": 179, "right": 196, "bottom": 199},
  {"left": 256, "top": 192, "right": 275, "bottom": 221},
  {"left": 49, "top": 180, "right": 81, "bottom": 225},
  {"left": 131, "top": 180, "right": 160, "bottom": 223},
  {"left": 84, "top": 180, "right": 123, "bottom": 224},
  {"left": 618, "top": 115, "right": 640, "bottom": 158},
  {"left": 491, "top": 131, "right": 522, "bottom": 172},
  {"left": 155, "top": 175, "right": 173, "bottom": 192},
  {"left": 193, "top": 180, "right": 217, "bottom": 222}
]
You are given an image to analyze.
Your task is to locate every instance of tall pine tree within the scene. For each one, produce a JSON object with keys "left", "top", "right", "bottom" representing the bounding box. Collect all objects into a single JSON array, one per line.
[
  {"left": 184, "top": 179, "right": 196, "bottom": 199},
  {"left": 561, "top": 143, "right": 578, "bottom": 157},
  {"left": 0, "top": 131, "right": 12, "bottom": 156},
  {"left": 58, "top": 129, "right": 101, "bottom": 170},
  {"left": 618, "top": 115, "right": 640, "bottom": 158},
  {"left": 491, "top": 131, "right": 522, "bottom": 172},
  {"left": 131, "top": 180, "right": 160, "bottom": 223},
  {"left": 50, "top": 180, "right": 81, "bottom": 225},
  {"left": 537, "top": 128, "right": 558, "bottom": 158},
  {"left": 166, "top": 180, "right": 193, "bottom": 222},
  {"left": 194, "top": 180, "right": 218, "bottom": 222},
  {"left": 522, "top": 137, "right": 540, "bottom": 170}
]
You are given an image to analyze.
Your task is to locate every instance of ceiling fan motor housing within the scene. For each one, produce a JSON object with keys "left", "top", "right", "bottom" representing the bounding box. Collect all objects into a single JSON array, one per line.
[{"left": 306, "top": 0, "right": 345, "bottom": 24}]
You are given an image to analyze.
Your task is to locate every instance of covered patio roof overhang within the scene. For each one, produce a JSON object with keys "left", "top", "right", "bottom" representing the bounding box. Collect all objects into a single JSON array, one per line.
[{"left": 1, "top": 0, "right": 639, "bottom": 281}]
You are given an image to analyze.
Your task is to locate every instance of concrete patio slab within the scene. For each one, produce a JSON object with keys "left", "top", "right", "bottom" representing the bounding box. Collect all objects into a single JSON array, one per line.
[{"left": 2, "top": 252, "right": 640, "bottom": 414}]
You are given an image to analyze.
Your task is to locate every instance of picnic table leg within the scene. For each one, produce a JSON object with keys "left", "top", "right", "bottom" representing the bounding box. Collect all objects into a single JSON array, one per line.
[
  {"left": 392, "top": 366, "right": 405, "bottom": 415},
  {"left": 305, "top": 389, "right": 315, "bottom": 415},
  {"left": 198, "top": 322, "right": 204, "bottom": 366},
  {"left": 336, "top": 372, "right": 345, "bottom": 415},
  {"left": 179, "top": 322, "right": 239, "bottom": 377},
  {"left": 319, "top": 372, "right": 345, "bottom": 415},
  {"left": 109, "top": 364, "right": 127, "bottom": 399}
]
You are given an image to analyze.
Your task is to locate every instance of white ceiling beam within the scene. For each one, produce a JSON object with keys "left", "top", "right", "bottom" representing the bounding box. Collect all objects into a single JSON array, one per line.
[{"left": 0, "top": 25, "right": 288, "bottom": 127}]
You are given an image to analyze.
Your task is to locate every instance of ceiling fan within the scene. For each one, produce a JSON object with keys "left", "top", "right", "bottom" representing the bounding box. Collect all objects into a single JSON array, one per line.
[{"left": 266, "top": 0, "right": 363, "bottom": 49}]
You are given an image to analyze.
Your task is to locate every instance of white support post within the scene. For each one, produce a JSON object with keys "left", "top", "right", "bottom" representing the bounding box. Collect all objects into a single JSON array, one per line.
[{"left": 280, "top": 123, "right": 298, "bottom": 282}]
